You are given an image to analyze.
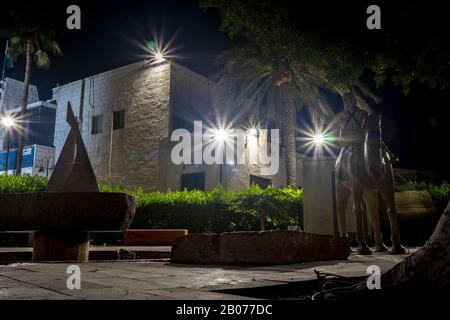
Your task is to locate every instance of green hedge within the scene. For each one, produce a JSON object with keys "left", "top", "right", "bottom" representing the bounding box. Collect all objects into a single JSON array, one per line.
[
  {"left": 5, "top": 174, "right": 447, "bottom": 232},
  {"left": 0, "top": 174, "right": 48, "bottom": 193},
  {"left": 101, "top": 184, "right": 303, "bottom": 233},
  {"left": 0, "top": 174, "right": 302, "bottom": 233}
]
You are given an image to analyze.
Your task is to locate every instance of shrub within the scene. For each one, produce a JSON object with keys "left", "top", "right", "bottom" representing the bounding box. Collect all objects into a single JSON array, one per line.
[
  {"left": 0, "top": 174, "right": 48, "bottom": 193},
  {"left": 101, "top": 183, "right": 303, "bottom": 233},
  {"left": 426, "top": 181, "right": 450, "bottom": 213},
  {"left": 0, "top": 175, "right": 301, "bottom": 233}
]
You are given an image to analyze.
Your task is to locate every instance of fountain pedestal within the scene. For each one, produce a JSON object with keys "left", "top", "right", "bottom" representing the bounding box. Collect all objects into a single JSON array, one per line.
[
  {"left": 0, "top": 102, "right": 137, "bottom": 262},
  {"left": 32, "top": 231, "right": 90, "bottom": 261}
]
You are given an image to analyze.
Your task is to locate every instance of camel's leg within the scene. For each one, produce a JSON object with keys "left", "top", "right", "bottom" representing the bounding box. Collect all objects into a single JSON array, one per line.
[
  {"left": 379, "top": 186, "right": 405, "bottom": 254},
  {"left": 363, "top": 189, "right": 388, "bottom": 252},
  {"left": 336, "top": 181, "right": 350, "bottom": 237},
  {"left": 352, "top": 188, "right": 371, "bottom": 255}
]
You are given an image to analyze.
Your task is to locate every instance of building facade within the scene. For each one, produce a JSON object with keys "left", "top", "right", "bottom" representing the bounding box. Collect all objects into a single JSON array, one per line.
[{"left": 52, "top": 60, "right": 303, "bottom": 191}]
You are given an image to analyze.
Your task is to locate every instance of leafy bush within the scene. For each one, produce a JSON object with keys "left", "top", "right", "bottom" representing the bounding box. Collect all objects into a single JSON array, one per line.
[
  {"left": 0, "top": 174, "right": 48, "bottom": 193},
  {"left": 102, "top": 184, "right": 303, "bottom": 233},
  {"left": 425, "top": 182, "right": 450, "bottom": 213},
  {"left": 0, "top": 175, "right": 301, "bottom": 233}
]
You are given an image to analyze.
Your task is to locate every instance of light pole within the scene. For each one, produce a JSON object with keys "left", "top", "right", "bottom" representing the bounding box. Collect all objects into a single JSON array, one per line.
[{"left": 1, "top": 116, "right": 16, "bottom": 175}]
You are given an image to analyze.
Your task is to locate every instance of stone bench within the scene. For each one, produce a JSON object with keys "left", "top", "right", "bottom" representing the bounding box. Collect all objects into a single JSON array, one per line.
[
  {"left": 0, "top": 192, "right": 136, "bottom": 261},
  {"left": 123, "top": 229, "right": 188, "bottom": 246}
]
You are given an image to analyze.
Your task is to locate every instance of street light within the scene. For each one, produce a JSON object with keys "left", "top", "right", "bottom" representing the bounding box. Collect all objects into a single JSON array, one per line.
[
  {"left": 312, "top": 133, "right": 325, "bottom": 145},
  {"left": 248, "top": 127, "right": 258, "bottom": 136},
  {"left": 1, "top": 116, "right": 15, "bottom": 127},
  {"left": 213, "top": 128, "right": 229, "bottom": 142},
  {"left": 154, "top": 51, "right": 165, "bottom": 62},
  {"left": 1, "top": 115, "right": 16, "bottom": 175}
]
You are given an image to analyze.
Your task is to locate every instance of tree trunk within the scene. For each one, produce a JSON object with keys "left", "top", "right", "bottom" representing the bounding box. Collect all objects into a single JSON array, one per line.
[
  {"left": 381, "top": 200, "right": 450, "bottom": 288},
  {"left": 280, "top": 85, "right": 297, "bottom": 187},
  {"left": 15, "top": 38, "right": 32, "bottom": 176}
]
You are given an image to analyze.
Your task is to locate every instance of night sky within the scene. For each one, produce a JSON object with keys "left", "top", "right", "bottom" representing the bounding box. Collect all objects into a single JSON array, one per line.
[{"left": 1, "top": 0, "right": 449, "bottom": 180}]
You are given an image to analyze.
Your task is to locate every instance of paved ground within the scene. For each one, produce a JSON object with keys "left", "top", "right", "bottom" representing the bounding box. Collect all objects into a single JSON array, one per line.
[
  {"left": 0, "top": 246, "right": 172, "bottom": 262},
  {"left": 0, "top": 248, "right": 415, "bottom": 300},
  {"left": 0, "top": 246, "right": 171, "bottom": 252}
]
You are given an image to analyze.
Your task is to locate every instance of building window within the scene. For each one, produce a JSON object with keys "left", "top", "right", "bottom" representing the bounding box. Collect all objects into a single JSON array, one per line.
[
  {"left": 181, "top": 172, "right": 205, "bottom": 191},
  {"left": 91, "top": 115, "right": 103, "bottom": 134},
  {"left": 113, "top": 110, "right": 125, "bottom": 130},
  {"left": 250, "top": 175, "right": 272, "bottom": 189}
]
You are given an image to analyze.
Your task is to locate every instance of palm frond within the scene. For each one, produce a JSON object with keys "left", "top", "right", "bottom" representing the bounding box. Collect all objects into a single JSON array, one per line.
[
  {"left": 34, "top": 50, "right": 50, "bottom": 69},
  {"left": 216, "top": 44, "right": 382, "bottom": 128},
  {"left": 41, "top": 39, "right": 62, "bottom": 56}
]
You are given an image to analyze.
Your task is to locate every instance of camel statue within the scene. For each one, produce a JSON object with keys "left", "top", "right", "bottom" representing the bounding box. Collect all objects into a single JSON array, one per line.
[{"left": 335, "top": 94, "right": 405, "bottom": 255}]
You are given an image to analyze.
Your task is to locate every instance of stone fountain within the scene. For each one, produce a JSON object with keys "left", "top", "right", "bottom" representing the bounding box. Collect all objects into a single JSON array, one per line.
[{"left": 0, "top": 102, "right": 137, "bottom": 261}]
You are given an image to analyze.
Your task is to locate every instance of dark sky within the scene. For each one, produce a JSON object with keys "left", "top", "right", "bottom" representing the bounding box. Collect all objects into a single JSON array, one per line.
[
  {"left": 1, "top": 0, "right": 449, "bottom": 180},
  {"left": 1, "top": 0, "right": 232, "bottom": 97}
]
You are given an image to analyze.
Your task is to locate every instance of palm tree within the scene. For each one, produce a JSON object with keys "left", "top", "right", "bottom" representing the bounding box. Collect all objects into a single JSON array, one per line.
[
  {"left": 1, "top": 23, "right": 62, "bottom": 175},
  {"left": 216, "top": 45, "right": 378, "bottom": 187}
]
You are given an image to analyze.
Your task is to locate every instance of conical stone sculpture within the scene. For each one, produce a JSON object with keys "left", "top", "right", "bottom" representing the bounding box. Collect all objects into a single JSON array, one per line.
[
  {"left": 46, "top": 102, "right": 99, "bottom": 193},
  {"left": 0, "top": 102, "right": 137, "bottom": 262}
]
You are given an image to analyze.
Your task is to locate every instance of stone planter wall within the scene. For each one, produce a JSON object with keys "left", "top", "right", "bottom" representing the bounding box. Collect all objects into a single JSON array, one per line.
[{"left": 171, "top": 230, "right": 350, "bottom": 265}]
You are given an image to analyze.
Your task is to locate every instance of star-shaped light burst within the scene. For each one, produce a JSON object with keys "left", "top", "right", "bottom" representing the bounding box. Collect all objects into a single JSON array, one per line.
[
  {"left": 1, "top": 116, "right": 16, "bottom": 128},
  {"left": 209, "top": 126, "right": 233, "bottom": 145},
  {"left": 299, "top": 122, "right": 338, "bottom": 158},
  {"left": 203, "top": 122, "right": 235, "bottom": 157},
  {"left": 146, "top": 40, "right": 168, "bottom": 64}
]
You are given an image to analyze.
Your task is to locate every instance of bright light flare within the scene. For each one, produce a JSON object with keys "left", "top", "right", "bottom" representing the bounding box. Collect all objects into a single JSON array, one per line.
[
  {"left": 248, "top": 128, "right": 258, "bottom": 136},
  {"left": 213, "top": 129, "right": 229, "bottom": 142},
  {"left": 145, "top": 39, "right": 168, "bottom": 64},
  {"left": 299, "top": 124, "right": 338, "bottom": 158},
  {"left": 1, "top": 116, "right": 15, "bottom": 128},
  {"left": 312, "top": 134, "right": 325, "bottom": 145},
  {"left": 154, "top": 51, "right": 165, "bottom": 62}
]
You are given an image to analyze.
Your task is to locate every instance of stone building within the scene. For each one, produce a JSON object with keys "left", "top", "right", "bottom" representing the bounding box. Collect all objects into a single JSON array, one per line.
[{"left": 52, "top": 60, "right": 303, "bottom": 191}]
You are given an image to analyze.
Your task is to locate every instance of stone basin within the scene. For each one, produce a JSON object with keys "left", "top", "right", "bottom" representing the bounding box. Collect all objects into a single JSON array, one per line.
[
  {"left": 0, "top": 192, "right": 137, "bottom": 232},
  {"left": 0, "top": 192, "right": 137, "bottom": 262}
]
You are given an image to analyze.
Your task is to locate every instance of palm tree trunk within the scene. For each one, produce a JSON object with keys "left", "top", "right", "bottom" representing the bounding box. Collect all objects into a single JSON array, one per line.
[
  {"left": 15, "top": 38, "right": 32, "bottom": 176},
  {"left": 280, "top": 85, "right": 297, "bottom": 187},
  {"left": 381, "top": 200, "right": 450, "bottom": 288}
]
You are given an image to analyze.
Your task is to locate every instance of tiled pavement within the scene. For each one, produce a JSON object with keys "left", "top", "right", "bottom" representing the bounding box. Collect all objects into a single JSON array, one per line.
[{"left": 0, "top": 248, "right": 414, "bottom": 300}]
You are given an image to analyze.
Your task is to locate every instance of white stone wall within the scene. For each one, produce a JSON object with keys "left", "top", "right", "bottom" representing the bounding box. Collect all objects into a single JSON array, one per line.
[
  {"left": 53, "top": 60, "right": 171, "bottom": 191},
  {"left": 302, "top": 157, "right": 369, "bottom": 236},
  {"left": 169, "top": 62, "right": 217, "bottom": 131}
]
